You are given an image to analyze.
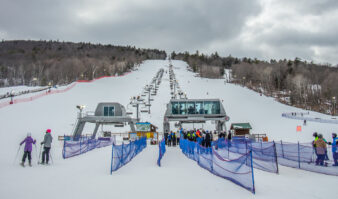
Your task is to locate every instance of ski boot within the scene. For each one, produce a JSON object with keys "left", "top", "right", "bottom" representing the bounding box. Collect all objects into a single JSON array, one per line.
[
  {"left": 20, "top": 162, "right": 25, "bottom": 167},
  {"left": 29, "top": 162, "right": 32, "bottom": 167}
]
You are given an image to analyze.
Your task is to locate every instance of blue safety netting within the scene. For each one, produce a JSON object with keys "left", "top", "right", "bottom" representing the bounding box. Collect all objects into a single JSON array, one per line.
[
  {"left": 110, "top": 137, "right": 147, "bottom": 173},
  {"left": 180, "top": 138, "right": 255, "bottom": 194},
  {"left": 213, "top": 139, "right": 278, "bottom": 174},
  {"left": 275, "top": 141, "right": 338, "bottom": 176},
  {"left": 157, "top": 139, "right": 166, "bottom": 167},
  {"left": 63, "top": 137, "right": 115, "bottom": 159}
]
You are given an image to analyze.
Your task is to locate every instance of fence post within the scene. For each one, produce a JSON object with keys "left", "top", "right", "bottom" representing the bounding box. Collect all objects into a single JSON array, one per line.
[
  {"left": 63, "top": 135, "right": 66, "bottom": 159},
  {"left": 121, "top": 142, "right": 124, "bottom": 166},
  {"left": 281, "top": 140, "right": 284, "bottom": 158},
  {"left": 273, "top": 141, "right": 279, "bottom": 174},
  {"left": 298, "top": 141, "right": 301, "bottom": 169},
  {"left": 245, "top": 141, "right": 248, "bottom": 165},
  {"left": 211, "top": 146, "right": 214, "bottom": 172},
  {"left": 110, "top": 144, "right": 114, "bottom": 174},
  {"left": 250, "top": 150, "right": 256, "bottom": 194},
  {"left": 227, "top": 141, "right": 230, "bottom": 159}
]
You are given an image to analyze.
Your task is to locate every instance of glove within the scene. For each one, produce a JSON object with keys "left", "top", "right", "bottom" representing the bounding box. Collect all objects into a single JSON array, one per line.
[
  {"left": 40, "top": 142, "right": 43, "bottom": 145},
  {"left": 328, "top": 142, "right": 332, "bottom": 145}
]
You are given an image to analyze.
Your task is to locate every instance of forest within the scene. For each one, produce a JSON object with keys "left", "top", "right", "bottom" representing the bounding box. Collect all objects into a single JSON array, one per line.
[
  {"left": 171, "top": 51, "right": 338, "bottom": 115},
  {"left": 0, "top": 40, "right": 166, "bottom": 86}
]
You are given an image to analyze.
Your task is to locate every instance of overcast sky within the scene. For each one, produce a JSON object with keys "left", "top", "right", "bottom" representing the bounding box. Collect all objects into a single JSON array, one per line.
[{"left": 1, "top": 0, "right": 338, "bottom": 64}]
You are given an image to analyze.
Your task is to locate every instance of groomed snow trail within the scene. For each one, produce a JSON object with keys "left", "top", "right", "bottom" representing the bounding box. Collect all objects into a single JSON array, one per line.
[{"left": 0, "top": 60, "right": 337, "bottom": 199}]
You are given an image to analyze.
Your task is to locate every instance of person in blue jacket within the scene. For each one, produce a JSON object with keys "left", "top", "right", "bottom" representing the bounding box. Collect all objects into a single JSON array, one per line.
[{"left": 329, "top": 133, "right": 338, "bottom": 166}]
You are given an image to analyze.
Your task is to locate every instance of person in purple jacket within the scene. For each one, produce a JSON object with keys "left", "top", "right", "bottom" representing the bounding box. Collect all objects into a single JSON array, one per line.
[{"left": 20, "top": 132, "right": 36, "bottom": 167}]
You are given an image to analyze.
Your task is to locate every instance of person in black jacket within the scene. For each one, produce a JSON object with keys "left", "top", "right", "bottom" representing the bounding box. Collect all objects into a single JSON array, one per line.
[
  {"left": 227, "top": 131, "right": 232, "bottom": 141},
  {"left": 205, "top": 131, "right": 211, "bottom": 148},
  {"left": 164, "top": 132, "right": 168, "bottom": 145}
]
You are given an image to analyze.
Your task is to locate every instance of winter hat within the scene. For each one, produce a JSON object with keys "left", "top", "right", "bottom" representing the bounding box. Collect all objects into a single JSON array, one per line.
[
  {"left": 313, "top": 132, "right": 318, "bottom": 137},
  {"left": 27, "top": 132, "right": 31, "bottom": 137},
  {"left": 333, "top": 133, "right": 337, "bottom": 138},
  {"left": 318, "top": 134, "right": 323, "bottom": 139},
  {"left": 46, "top": 129, "right": 51, "bottom": 133}
]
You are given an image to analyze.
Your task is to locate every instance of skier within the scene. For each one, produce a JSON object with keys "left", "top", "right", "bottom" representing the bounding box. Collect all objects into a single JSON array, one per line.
[
  {"left": 40, "top": 129, "right": 53, "bottom": 165},
  {"left": 328, "top": 133, "right": 338, "bottom": 166},
  {"left": 303, "top": 120, "right": 307, "bottom": 126},
  {"left": 20, "top": 132, "right": 36, "bottom": 167},
  {"left": 314, "top": 134, "right": 327, "bottom": 166},
  {"left": 176, "top": 130, "right": 180, "bottom": 145},
  {"left": 167, "top": 132, "right": 172, "bottom": 147},
  {"left": 227, "top": 131, "right": 232, "bottom": 141},
  {"left": 205, "top": 131, "right": 211, "bottom": 148},
  {"left": 312, "top": 132, "right": 318, "bottom": 155},
  {"left": 164, "top": 132, "right": 168, "bottom": 145},
  {"left": 196, "top": 130, "right": 202, "bottom": 145},
  {"left": 171, "top": 132, "right": 176, "bottom": 146}
]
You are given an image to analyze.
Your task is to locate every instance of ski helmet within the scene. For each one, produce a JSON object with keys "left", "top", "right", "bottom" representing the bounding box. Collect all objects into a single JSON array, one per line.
[
  {"left": 46, "top": 129, "right": 51, "bottom": 133},
  {"left": 318, "top": 134, "right": 323, "bottom": 139},
  {"left": 313, "top": 132, "right": 318, "bottom": 137},
  {"left": 333, "top": 133, "right": 337, "bottom": 138}
]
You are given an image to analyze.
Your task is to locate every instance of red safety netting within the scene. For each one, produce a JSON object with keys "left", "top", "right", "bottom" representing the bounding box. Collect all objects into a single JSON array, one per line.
[{"left": 0, "top": 72, "right": 132, "bottom": 109}]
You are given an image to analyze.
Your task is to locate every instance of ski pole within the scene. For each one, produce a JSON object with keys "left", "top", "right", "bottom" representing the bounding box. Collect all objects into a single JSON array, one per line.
[
  {"left": 13, "top": 145, "right": 22, "bottom": 165},
  {"left": 49, "top": 149, "right": 54, "bottom": 165},
  {"left": 38, "top": 144, "right": 42, "bottom": 164},
  {"left": 34, "top": 144, "right": 39, "bottom": 164}
]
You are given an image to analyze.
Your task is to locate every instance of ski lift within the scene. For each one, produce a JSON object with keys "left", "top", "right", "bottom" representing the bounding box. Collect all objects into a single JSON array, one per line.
[
  {"left": 114, "top": 123, "right": 124, "bottom": 127},
  {"left": 145, "top": 103, "right": 151, "bottom": 106},
  {"left": 126, "top": 112, "right": 133, "bottom": 115},
  {"left": 140, "top": 109, "right": 149, "bottom": 113}
]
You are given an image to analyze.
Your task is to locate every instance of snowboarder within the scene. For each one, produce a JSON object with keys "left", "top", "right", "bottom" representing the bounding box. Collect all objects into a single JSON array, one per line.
[
  {"left": 20, "top": 132, "right": 36, "bottom": 167},
  {"left": 40, "top": 129, "right": 53, "bottom": 165}
]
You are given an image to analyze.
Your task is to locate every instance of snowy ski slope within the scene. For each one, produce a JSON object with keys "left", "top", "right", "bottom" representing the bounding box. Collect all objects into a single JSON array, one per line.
[{"left": 0, "top": 60, "right": 337, "bottom": 199}]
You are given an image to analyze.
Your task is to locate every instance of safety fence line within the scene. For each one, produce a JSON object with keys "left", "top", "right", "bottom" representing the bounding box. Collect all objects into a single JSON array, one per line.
[
  {"left": 213, "top": 139, "right": 279, "bottom": 174},
  {"left": 215, "top": 139, "right": 337, "bottom": 176},
  {"left": 275, "top": 141, "right": 338, "bottom": 176},
  {"left": 63, "top": 137, "right": 116, "bottom": 159},
  {"left": 282, "top": 112, "right": 338, "bottom": 124},
  {"left": 157, "top": 139, "right": 166, "bottom": 167},
  {"left": 110, "top": 137, "right": 147, "bottom": 173},
  {"left": 0, "top": 72, "right": 132, "bottom": 109},
  {"left": 180, "top": 138, "right": 255, "bottom": 194}
]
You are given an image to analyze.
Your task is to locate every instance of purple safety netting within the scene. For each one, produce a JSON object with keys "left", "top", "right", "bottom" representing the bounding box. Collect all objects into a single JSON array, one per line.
[
  {"left": 110, "top": 137, "right": 147, "bottom": 172},
  {"left": 157, "top": 139, "right": 166, "bottom": 167},
  {"left": 63, "top": 136, "right": 115, "bottom": 159},
  {"left": 180, "top": 138, "right": 255, "bottom": 194},
  {"left": 213, "top": 139, "right": 278, "bottom": 174},
  {"left": 275, "top": 141, "right": 338, "bottom": 176}
]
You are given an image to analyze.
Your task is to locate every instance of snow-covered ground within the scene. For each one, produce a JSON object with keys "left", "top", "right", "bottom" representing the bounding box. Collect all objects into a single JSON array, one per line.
[{"left": 0, "top": 60, "right": 337, "bottom": 199}]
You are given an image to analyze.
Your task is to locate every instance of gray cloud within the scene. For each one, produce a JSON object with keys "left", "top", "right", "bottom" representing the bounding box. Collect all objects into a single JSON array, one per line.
[{"left": 0, "top": 0, "right": 337, "bottom": 64}]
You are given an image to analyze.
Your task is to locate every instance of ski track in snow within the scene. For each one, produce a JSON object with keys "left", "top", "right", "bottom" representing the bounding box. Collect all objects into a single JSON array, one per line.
[{"left": 0, "top": 60, "right": 337, "bottom": 199}]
